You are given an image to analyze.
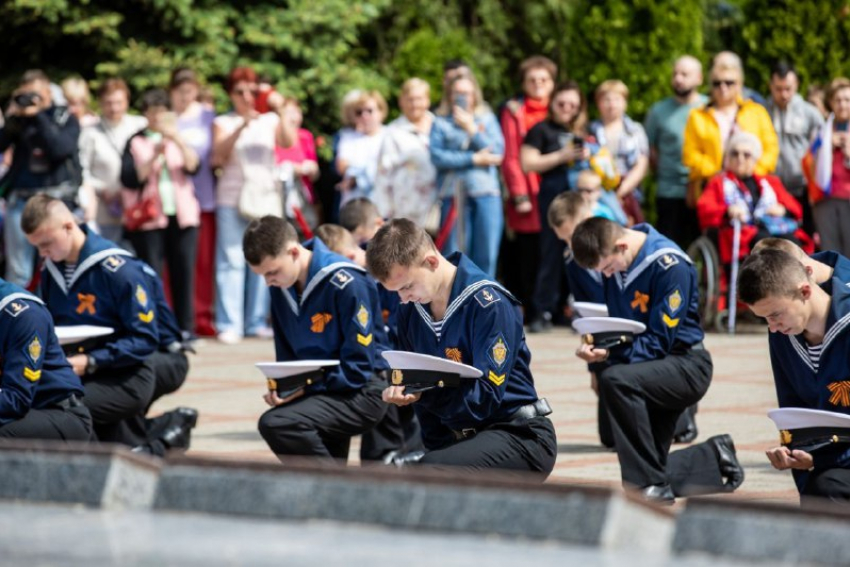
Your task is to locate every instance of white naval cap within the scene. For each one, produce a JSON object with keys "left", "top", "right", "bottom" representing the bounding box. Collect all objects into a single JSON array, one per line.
[
  {"left": 572, "top": 316, "right": 646, "bottom": 350},
  {"left": 768, "top": 407, "right": 850, "bottom": 452},
  {"left": 54, "top": 325, "right": 115, "bottom": 346},
  {"left": 381, "top": 351, "right": 482, "bottom": 378},
  {"left": 255, "top": 360, "right": 340, "bottom": 379},
  {"left": 573, "top": 302, "right": 609, "bottom": 318}
]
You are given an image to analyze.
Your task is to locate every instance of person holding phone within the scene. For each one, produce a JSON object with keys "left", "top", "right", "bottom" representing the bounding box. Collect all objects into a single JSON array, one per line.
[
  {"left": 120, "top": 88, "right": 201, "bottom": 336},
  {"left": 430, "top": 72, "right": 505, "bottom": 278}
]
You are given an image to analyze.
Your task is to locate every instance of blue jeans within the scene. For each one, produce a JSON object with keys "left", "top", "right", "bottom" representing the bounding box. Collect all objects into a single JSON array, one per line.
[
  {"left": 214, "top": 206, "right": 270, "bottom": 336},
  {"left": 3, "top": 195, "right": 36, "bottom": 286},
  {"left": 440, "top": 194, "right": 503, "bottom": 278}
]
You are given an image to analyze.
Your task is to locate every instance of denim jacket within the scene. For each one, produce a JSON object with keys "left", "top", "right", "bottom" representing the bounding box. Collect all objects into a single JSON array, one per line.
[{"left": 430, "top": 111, "right": 505, "bottom": 199}]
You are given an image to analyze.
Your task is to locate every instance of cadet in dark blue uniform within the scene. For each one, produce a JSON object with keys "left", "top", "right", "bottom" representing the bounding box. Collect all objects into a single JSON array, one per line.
[
  {"left": 22, "top": 195, "right": 158, "bottom": 448},
  {"left": 366, "top": 219, "right": 557, "bottom": 477},
  {"left": 740, "top": 249, "right": 850, "bottom": 505},
  {"left": 571, "top": 217, "right": 742, "bottom": 502},
  {"left": 548, "top": 192, "right": 698, "bottom": 449},
  {"left": 243, "top": 216, "right": 388, "bottom": 461},
  {"left": 0, "top": 278, "right": 92, "bottom": 440},
  {"left": 314, "top": 223, "right": 424, "bottom": 462}
]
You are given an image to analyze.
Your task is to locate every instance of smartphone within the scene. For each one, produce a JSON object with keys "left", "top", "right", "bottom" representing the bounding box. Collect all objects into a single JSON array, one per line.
[
  {"left": 557, "top": 132, "right": 575, "bottom": 149},
  {"left": 573, "top": 137, "right": 584, "bottom": 149},
  {"left": 454, "top": 93, "right": 469, "bottom": 111}
]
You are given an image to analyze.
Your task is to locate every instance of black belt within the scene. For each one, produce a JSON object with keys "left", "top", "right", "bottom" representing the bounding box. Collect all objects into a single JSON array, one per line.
[
  {"left": 452, "top": 398, "right": 553, "bottom": 440},
  {"left": 55, "top": 394, "right": 84, "bottom": 410}
]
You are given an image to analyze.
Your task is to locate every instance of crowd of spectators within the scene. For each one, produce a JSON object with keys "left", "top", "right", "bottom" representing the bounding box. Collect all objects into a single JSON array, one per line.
[{"left": 0, "top": 51, "right": 843, "bottom": 338}]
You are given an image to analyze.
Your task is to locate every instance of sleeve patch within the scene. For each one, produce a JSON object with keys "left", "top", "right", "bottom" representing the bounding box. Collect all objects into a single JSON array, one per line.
[
  {"left": 25, "top": 333, "right": 43, "bottom": 367},
  {"left": 102, "top": 255, "right": 127, "bottom": 273},
  {"left": 487, "top": 334, "right": 509, "bottom": 370},
  {"left": 138, "top": 310, "right": 155, "bottom": 323},
  {"left": 356, "top": 333, "right": 373, "bottom": 346},
  {"left": 23, "top": 368, "right": 42, "bottom": 382},
  {"left": 657, "top": 254, "right": 679, "bottom": 270},
  {"left": 666, "top": 289, "right": 683, "bottom": 315},
  {"left": 5, "top": 301, "right": 30, "bottom": 318},
  {"left": 474, "top": 287, "right": 501, "bottom": 308},
  {"left": 488, "top": 371, "right": 506, "bottom": 386},
  {"left": 662, "top": 313, "right": 680, "bottom": 328},
  {"left": 354, "top": 303, "right": 371, "bottom": 333},
  {"left": 330, "top": 270, "right": 354, "bottom": 290},
  {"left": 135, "top": 284, "right": 150, "bottom": 308}
]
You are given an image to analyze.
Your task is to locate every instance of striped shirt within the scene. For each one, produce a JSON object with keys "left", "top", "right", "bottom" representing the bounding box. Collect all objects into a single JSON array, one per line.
[
  {"left": 806, "top": 342, "right": 823, "bottom": 372},
  {"left": 64, "top": 263, "right": 76, "bottom": 288}
]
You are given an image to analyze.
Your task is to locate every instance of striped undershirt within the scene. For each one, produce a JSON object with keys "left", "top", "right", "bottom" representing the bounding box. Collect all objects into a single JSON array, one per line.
[
  {"left": 806, "top": 343, "right": 823, "bottom": 372},
  {"left": 64, "top": 263, "right": 76, "bottom": 288}
]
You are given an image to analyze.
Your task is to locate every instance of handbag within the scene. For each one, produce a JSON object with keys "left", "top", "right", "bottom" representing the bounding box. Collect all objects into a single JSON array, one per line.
[
  {"left": 238, "top": 141, "right": 282, "bottom": 221},
  {"left": 124, "top": 196, "right": 158, "bottom": 232}
]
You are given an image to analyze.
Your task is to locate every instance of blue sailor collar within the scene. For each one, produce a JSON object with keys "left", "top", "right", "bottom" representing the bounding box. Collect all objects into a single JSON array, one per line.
[
  {"left": 565, "top": 247, "right": 603, "bottom": 284},
  {"left": 44, "top": 225, "right": 133, "bottom": 295},
  {"left": 786, "top": 273, "right": 850, "bottom": 370},
  {"left": 413, "top": 252, "right": 516, "bottom": 335},
  {"left": 0, "top": 278, "right": 44, "bottom": 314},
  {"left": 612, "top": 223, "right": 692, "bottom": 291},
  {"left": 280, "top": 238, "right": 365, "bottom": 315}
]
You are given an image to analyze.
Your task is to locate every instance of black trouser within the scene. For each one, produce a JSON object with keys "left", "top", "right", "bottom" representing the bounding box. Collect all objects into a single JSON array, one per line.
[
  {"left": 146, "top": 350, "right": 189, "bottom": 411},
  {"left": 597, "top": 397, "right": 698, "bottom": 448},
  {"left": 258, "top": 377, "right": 388, "bottom": 461},
  {"left": 0, "top": 402, "right": 92, "bottom": 441},
  {"left": 799, "top": 468, "right": 850, "bottom": 507},
  {"left": 655, "top": 197, "right": 700, "bottom": 251},
  {"left": 419, "top": 416, "right": 558, "bottom": 481},
  {"left": 598, "top": 349, "right": 713, "bottom": 489},
  {"left": 360, "top": 404, "right": 424, "bottom": 461},
  {"left": 500, "top": 232, "right": 541, "bottom": 322},
  {"left": 533, "top": 186, "right": 568, "bottom": 319},
  {"left": 127, "top": 215, "right": 198, "bottom": 333},
  {"left": 83, "top": 362, "right": 156, "bottom": 447}
]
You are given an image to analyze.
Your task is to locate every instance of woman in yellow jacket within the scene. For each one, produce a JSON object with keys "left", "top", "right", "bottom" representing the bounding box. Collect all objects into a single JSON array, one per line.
[{"left": 682, "top": 57, "right": 778, "bottom": 205}]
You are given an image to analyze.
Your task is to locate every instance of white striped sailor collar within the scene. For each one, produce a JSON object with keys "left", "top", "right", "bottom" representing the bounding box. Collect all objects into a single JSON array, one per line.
[
  {"left": 414, "top": 252, "right": 516, "bottom": 333},
  {"left": 613, "top": 223, "right": 692, "bottom": 291},
  {"left": 0, "top": 291, "right": 44, "bottom": 313},
  {"left": 786, "top": 280, "right": 850, "bottom": 370},
  {"left": 281, "top": 238, "right": 365, "bottom": 316},
  {"left": 44, "top": 226, "right": 133, "bottom": 296}
]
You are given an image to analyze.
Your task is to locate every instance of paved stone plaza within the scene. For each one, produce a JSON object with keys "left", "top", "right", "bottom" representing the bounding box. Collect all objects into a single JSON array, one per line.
[{"left": 154, "top": 323, "right": 798, "bottom": 506}]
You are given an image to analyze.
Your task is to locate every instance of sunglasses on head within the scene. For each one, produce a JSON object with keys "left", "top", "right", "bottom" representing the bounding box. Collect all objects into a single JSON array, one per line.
[
  {"left": 729, "top": 150, "right": 753, "bottom": 160},
  {"left": 712, "top": 79, "right": 737, "bottom": 88},
  {"left": 356, "top": 107, "right": 375, "bottom": 117}
]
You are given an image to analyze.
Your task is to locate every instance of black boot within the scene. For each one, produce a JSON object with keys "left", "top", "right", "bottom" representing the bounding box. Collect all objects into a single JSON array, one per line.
[
  {"left": 708, "top": 434, "right": 745, "bottom": 491},
  {"left": 640, "top": 484, "right": 675, "bottom": 505}
]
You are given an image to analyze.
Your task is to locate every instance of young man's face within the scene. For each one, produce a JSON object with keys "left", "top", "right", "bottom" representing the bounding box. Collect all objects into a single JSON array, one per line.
[
  {"left": 380, "top": 257, "right": 439, "bottom": 305},
  {"left": 594, "top": 244, "right": 633, "bottom": 277},
  {"left": 749, "top": 288, "right": 811, "bottom": 336},
  {"left": 25, "top": 219, "right": 74, "bottom": 263},
  {"left": 249, "top": 246, "right": 300, "bottom": 289}
]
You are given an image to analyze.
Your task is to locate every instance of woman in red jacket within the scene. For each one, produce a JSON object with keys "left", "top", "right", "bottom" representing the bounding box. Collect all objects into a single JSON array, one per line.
[
  {"left": 499, "top": 56, "right": 556, "bottom": 328},
  {"left": 697, "top": 131, "right": 811, "bottom": 264}
]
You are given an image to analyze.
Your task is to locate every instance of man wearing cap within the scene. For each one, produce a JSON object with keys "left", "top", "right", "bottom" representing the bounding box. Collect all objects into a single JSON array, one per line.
[
  {"left": 21, "top": 195, "right": 194, "bottom": 453},
  {"left": 0, "top": 276, "right": 92, "bottom": 440},
  {"left": 365, "top": 218, "right": 557, "bottom": 477},
  {"left": 571, "top": 217, "right": 743, "bottom": 502},
  {"left": 739, "top": 249, "right": 850, "bottom": 504},
  {"left": 242, "top": 216, "right": 388, "bottom": 461}
]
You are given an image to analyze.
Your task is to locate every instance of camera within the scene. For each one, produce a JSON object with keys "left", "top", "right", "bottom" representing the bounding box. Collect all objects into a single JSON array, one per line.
[
  {"left": 454, "top": 94, "right": 469, "bottom": 111},
  {"left": 14, "top": 92, "right": 40, "bottom": 108}
]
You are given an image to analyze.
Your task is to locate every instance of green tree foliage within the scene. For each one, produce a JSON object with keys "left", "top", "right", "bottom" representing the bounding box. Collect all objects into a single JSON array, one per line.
[{"left": 739, "top": 0, "right": 850, "bottom": 95}]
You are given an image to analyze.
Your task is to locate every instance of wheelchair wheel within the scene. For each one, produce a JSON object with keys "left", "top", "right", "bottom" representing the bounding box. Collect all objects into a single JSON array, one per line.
[
  {"left": 686, "top": 236, "right": 721, "bottom": 331},
  {"left": 714, "top": 309, "right": 729, "bottom": 334}
]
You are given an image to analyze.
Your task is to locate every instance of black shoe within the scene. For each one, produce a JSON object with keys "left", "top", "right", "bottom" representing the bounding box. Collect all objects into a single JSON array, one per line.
[
  {"left": 641, "top": 484, "right": 675, "bottom": 505},
  {"left": 160, "top": 424, "right": 192, "bottom": 450},
  {"left": 390, "top": 450, "right": 426, "bottom": 468},
  {"left": 673, "top": 423, "right": 698, "bottom": 444},
  {"left": 708, "top": 434, "right": 745, "bottom": 491},
  {"left": 673, "top": 407, "right": 699, "bottom": 444},
  {"left": 174, "top": 407, "right": 199, "bottom": 429}
]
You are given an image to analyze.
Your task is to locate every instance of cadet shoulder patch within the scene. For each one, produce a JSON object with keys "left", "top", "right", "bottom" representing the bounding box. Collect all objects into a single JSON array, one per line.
[
  {"left": 102, "top": 255, "right": 126, "bottom": 273},
  {"left": 487, "top": 334, "right": 510, "bottom": 370},
  {"left": 353, "top": 303, "right": 371, "bottom": 333},
  {"left": 330, "top": 269, "right": 354, "bottom": 290},
  {"left": 24, "top": 333, "right": 43, "bottom": 367},
  {"left": 4, "top": 300, "right": 29, "bottom": 318},
  {"left": 474, "top": 287, "right": 501, "bottom": 308},
  {"left": 657, "top": 254, "right": 679, "bottom": 270},
  {"left": 666, "top": 288, "right": 683, "bottom": 315}
]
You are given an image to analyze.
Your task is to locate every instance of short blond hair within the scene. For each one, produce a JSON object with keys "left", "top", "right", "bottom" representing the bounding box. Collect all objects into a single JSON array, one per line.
[
  {"left": 595, "top": 79, "right": 629, "bottom": 102},
  {"left": 356, "top": 90, "right": 388, "bottom": 118},
  {"left": 547, "top": 191, "right": 590, "bottom": 229},
  {"left": 315, "top": 224, "right": 357, "bottom": 254},
  {"left": 61, "top": 77, "right": 91, "bottom": 105},
  {"left": 401, "top": 78, "right": 430, "bottom": 99}
]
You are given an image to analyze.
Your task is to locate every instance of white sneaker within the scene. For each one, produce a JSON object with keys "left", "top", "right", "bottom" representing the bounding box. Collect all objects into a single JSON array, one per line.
[
  {"left": 217, "top": 330, "right": 242, "bottom": 345},
  {"left": 249, "top": 327, "right": 275, "bottom": 339}
]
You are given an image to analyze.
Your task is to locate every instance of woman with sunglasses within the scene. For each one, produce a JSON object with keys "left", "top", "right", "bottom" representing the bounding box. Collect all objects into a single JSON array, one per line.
[
  {"left": 210, "top": 67, "right": 296, "bottom": 345},
  {"left": 683, "top": 56, "right": 778, "bottom": 205},
  {"left": 335, "top": 90, "right": 387, "bottom": 208},
  {"left": 696, "top": 131, "right": 809, "bottom": 265}
]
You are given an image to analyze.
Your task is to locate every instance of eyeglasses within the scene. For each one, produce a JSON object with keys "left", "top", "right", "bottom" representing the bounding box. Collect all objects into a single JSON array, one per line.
[
  {"left": 232, "top": 88, "right": 256, "bottom": 97},
  {"left": 356, "top": 107, "right": 376, "bottom": 117},
  {"left": 711, "top": 79, "right": 737, "bottom": 88},
  {"left": 729, "top": 150, "right": 753, "bottom": 160}
]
